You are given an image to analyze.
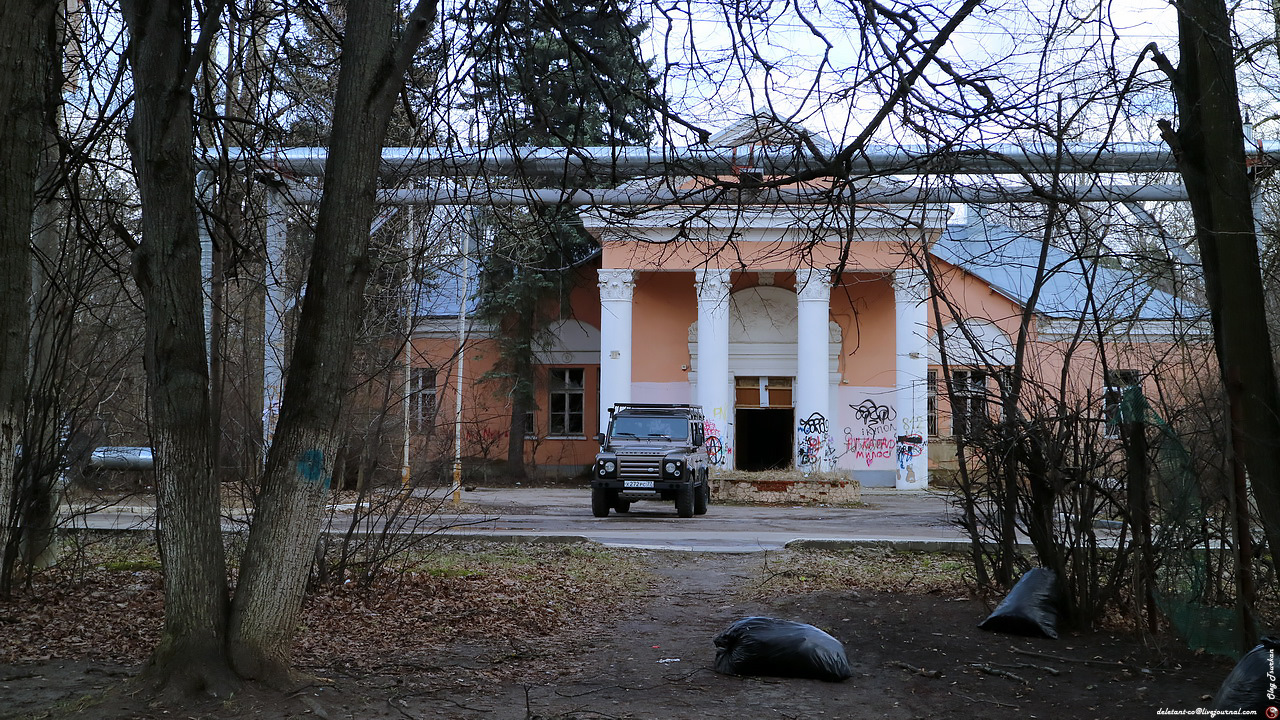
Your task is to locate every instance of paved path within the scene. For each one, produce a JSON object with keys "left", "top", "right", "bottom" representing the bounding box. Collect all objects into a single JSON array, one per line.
[{"left": 68, "top": 485, "right": 971, "bottom": 553}]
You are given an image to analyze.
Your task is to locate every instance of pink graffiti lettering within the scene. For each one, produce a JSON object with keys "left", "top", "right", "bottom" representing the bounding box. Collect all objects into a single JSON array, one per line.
[{"left": 845, "top": 435, "right": 895, "bottom": 468}]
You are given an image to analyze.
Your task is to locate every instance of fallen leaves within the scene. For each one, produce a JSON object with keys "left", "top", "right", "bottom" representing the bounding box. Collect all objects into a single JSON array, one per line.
[{"left": 0, "top": 538, "right": 653, "bottom": 673}]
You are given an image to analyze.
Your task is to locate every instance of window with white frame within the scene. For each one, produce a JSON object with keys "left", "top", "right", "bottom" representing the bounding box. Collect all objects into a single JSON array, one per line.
[
  {"left": 548, "top": 368, "right": 585, "bottom": 436},
  {"left": 951, "top": 369, "right": 988, "bottom": 438},
  {"left": 410, "top": 366, "right": 437, "bottom": 431}
]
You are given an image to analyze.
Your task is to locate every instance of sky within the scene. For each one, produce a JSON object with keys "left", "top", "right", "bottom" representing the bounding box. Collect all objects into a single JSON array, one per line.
[{"left": 624, "top": 0, "right": 1241, "bottom": 150}]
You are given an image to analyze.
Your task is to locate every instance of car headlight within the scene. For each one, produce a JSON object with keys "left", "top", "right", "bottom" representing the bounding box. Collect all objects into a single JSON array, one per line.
[
  {"left": 605, "top": 461, "right": 616, "bottom": 473},
  {"left": 664, "top": 461, "right": 681, "bottom": 476}
]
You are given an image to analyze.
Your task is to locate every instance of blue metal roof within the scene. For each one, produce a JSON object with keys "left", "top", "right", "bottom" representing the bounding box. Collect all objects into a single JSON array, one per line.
[
  {"left": 412, "top": 255, "right": 481, "bottom": 318},
  {"left": 932, "top": 212, "right": 1202, "bottom": 322}
]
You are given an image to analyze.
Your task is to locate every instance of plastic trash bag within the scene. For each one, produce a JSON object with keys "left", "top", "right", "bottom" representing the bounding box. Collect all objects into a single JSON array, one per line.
[
  {"left": 713, "top": 616, "right": 852, "bottom": 682},
  {"left": 1211, "top": 637, "right": 1280, "bottom": 713},
  {"left": 978, "top": 567, "right": 1061, "bottom": 639}
]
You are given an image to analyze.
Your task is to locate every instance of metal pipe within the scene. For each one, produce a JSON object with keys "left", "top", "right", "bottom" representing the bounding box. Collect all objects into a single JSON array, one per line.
[
  {"left": 451, "top": 212, "right": 472, "bottom": 507},
  {"left": 282, "top": 183, "right": 1194, "bottom": 207},
  {"left": 263, "top": 188, "right": 287, "bottom": 458},
  {"left": 201, "top": 142, "right": 1280, "bottom": 178},
  {"left": 402, "top": 204, "right": 415, "bottom": 489}
]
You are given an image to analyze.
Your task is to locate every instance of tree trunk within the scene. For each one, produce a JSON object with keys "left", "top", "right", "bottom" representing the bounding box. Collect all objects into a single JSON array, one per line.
[
  {"left": 1120, "top": 407, "right": 1156, "bottom": 632},
  {"left": 1160, "top": 0, "right": 1280, "bottom": 569},
  {"left": 22, "top": 21, "right": 76, "bottom": 572},
  {"left": 0, "top": 0, "right": 57, "bottom": 588},
  {"left": 228, "top": 0, "right": 438, "bottom": 686},
  {"left": 120, "top": 0, "right": 236, "bottom": 696},
  {"left": 21, "top": 193, "right": 64, "bottom": 575}
]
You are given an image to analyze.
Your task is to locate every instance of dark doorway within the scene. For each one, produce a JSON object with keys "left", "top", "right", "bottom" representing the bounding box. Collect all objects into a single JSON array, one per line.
[{"left": 735, "top": 408, "right": 794, "bottom": 471}]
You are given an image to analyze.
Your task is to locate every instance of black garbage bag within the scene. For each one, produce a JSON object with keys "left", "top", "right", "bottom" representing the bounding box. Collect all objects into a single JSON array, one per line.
[
  {"left": 978, "top": 567, "right": 1060, "bottom": 639},
  {"left": 1211, "top": 637, "right": 1280, "bottom": 713},
  {"left": 713, "top": 616, "right": 852, "bottom": 682}
]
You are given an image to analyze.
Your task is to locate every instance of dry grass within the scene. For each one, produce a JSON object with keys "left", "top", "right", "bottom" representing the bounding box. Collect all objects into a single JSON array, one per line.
[
  {"left": 0, "top": 536, "right": 656, "bottom": 667},
  {"left": 743, "top": 547, "right": 972, "bottom": 599}
]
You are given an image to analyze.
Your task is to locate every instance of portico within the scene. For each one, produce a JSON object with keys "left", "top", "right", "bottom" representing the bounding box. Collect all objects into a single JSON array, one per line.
[{"left": 587, "top": 203, "right": 945, "bottom": 488}]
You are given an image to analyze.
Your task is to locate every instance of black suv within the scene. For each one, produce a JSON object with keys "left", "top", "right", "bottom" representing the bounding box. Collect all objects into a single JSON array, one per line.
[{"left": 592, "top": 403, "right": 711, "bottom": 518}]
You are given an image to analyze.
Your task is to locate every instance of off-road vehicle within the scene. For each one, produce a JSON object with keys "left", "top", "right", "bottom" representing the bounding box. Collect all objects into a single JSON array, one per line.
[{"left": 592, "top": 403, "right": 711, "bottom": 518}]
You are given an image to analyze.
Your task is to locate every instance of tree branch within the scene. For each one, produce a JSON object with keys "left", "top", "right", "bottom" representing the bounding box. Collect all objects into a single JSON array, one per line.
[{"left": 181, "top": 0, "right": 229, "bottom": 95}]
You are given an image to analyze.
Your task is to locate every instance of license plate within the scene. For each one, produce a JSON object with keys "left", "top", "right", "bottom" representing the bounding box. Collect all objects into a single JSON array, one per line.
[{"left": 624, "top": 480, "right": 654, "bottom": 489}]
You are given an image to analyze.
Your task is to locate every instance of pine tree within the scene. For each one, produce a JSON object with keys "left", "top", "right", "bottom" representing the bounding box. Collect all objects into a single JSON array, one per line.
[{"left": 466, "top": 0, "right": 655, "bottom": 477}]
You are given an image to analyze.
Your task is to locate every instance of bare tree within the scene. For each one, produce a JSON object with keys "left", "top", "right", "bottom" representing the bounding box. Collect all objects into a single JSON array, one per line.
[
  {"left": 1151, "top": 0, "right": 1280, "bottom": 582},
  {"left": 0, "top": 0, "right": 59, "bottom": 584},
  {"left": 227, "top": 0, "right": 440, "bottom": 685},
  {"left": 118, "top": 0, "right": 238, "bottom": 695}
]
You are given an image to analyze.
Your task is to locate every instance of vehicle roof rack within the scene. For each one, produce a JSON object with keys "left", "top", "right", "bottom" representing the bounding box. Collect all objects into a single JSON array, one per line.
[
  {"left": 608, "top": 403, "right": 702, "bottom": 415},
  {"left": 614, "top": 403, "right": 699, "bottom": 409}
]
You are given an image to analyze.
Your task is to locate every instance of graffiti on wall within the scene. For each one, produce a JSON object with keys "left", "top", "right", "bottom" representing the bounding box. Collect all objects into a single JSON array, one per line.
[
  {"left": 796, "top": 412, "right": 835, "bottom": 473},
  {"left": 852, "top": 398, "right": 897, "bottom": 436},
  {"left": 705, "top": 435, "right": 725, "bottom": 465},
  {"left": 900, "top": 414, "right": 925, "bottom": 437},
  {"left": 704, "top": 416, "right": 731, "bottom": 466},
  {"left": 837, "top": 396, "right": 901, "bottom": 470},
  {"left": 843, "top": 427, "right": 895, "bottom": 467},
  {"left": 797, "top": 412, "right": 829, "bottom": 436},
  {"left": 895, "top": 433, "right": 924, "bottom": 470}
]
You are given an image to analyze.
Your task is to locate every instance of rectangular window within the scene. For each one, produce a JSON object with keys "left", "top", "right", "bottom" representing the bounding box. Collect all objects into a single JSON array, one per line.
[
  {"left": 735, "top": 376, "right": 793, "bottom": 408},
  {"left": 765, "top": 376, "right": 793, "bottom": 408},
  {"left": 927, "top": 370, "right": 939, "bottom": 438},
  {"left": 410, "top": 366, "right": 436, "bottom": 431},
  {"left": 951, "top": 370, "right": 987, "bottom": 438},
  {"left": 549, "top": 368, "right": 585, "bottom": 436},
  {"left": 735, "top": 376, "right": 760, "bottom": 407}
]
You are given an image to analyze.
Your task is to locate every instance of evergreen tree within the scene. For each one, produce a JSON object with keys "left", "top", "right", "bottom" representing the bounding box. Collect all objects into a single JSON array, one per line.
[
  {"left": 466, "top": 0, "right": 655, "bottom": 477},
  {"left": 468, "top": 0, "right": 655, "bottom": 147}
]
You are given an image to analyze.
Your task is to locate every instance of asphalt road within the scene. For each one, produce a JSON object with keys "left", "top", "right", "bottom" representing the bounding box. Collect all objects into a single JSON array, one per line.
[{"left": 68, "top": 486, "right": 970, "bottom": 553}]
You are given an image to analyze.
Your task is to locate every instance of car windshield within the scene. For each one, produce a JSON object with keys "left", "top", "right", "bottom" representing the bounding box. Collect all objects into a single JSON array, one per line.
[{"left": 611, "top": 416, "right": 688, "bottom": 441}]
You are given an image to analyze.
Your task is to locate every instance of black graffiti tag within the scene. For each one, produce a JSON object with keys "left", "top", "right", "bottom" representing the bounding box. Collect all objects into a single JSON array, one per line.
[
  {"left": 852, "top": 398, "right": 896, "bottom": 428},
  {"left": 797, "top": 412, "right": 829, "bottom": 436}
]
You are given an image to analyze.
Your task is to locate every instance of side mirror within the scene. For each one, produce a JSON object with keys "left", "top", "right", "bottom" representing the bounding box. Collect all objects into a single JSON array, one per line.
[{"left": 595, "top": 432, "right": 605, "bottom": 445}]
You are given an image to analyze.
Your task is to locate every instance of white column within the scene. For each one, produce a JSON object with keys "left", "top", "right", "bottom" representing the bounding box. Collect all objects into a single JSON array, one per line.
[
  {"left": 795, "top": 268, "right": 833, "bottom": 474},
  {"left": 598, "top": 269, "right": 635, "bottom": 432},
  {"left": 695, "top": 268, "right": 733, "bottom": 469},
  {"left": 894, "top": 267, "right": 929, "bottom": 489}
]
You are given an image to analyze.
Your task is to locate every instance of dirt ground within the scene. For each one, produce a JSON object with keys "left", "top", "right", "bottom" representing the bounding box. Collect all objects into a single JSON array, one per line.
[{"left": 1, "top": 549, "right": 1237, "bottom": 720}]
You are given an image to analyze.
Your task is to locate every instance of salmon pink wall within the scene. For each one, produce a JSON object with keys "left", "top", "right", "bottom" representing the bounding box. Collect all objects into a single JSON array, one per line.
[
  {"left": 927, "top": 257, "right": 1029, "bottom": 342},
  {"left": 603, "top": 239, "right": 925, "bottom": 273},
  {"left": 631, "top": 271, "right": 697, "bottom": 383},
  {"left": 831, "top": 273, "right": 895, "bottom": 387}
]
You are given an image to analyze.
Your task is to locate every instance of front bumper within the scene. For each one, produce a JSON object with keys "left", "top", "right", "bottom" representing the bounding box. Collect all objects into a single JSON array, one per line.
[{"left": 591, "top": 478, "right": 691, "bottom": 493}]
